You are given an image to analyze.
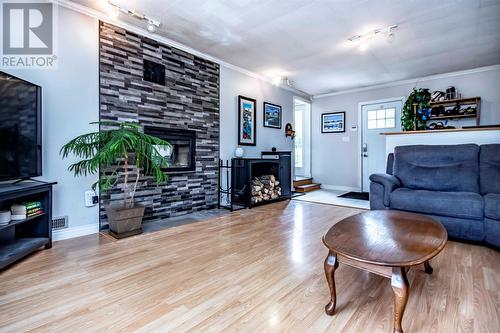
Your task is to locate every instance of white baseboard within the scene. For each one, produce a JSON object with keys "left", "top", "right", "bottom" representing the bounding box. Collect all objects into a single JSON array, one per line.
[
  {"left": 321, "top": 184, "right": 361, "bottom": 192},
  {"left": 53, "top": 223, "right": 99, "bottom": 241}
]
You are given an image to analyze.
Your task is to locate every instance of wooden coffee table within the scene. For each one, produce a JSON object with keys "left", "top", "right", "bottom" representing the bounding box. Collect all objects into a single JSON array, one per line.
[{"left": 322, "top": 210, "right": 447, "bottom": 333}]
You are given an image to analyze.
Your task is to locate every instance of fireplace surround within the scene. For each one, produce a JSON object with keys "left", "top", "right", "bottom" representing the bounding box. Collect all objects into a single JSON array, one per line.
[{"left": 99, "top": 22, "right": 220, "bottom": 228}]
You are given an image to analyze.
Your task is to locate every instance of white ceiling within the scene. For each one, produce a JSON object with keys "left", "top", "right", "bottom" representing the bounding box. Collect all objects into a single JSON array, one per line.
[{"left": 74, "top": 0, "right": 500, "bottom": 95}]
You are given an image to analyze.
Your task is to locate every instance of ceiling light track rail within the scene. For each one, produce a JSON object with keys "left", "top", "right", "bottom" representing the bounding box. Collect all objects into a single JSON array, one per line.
[{"left": 107, "top": 1, "right": 160, "bottom": 33}]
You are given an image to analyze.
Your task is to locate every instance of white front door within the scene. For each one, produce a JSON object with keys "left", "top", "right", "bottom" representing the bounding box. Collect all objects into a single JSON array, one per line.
[{"left": 361, "top": 100, "right": 402, "bottom": 192}]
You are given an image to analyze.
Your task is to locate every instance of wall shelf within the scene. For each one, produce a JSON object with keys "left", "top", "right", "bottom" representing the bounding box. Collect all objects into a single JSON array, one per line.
[
  {"left": 429, "top": 96, "right": 480, "bottom": 107},
  {"left": 0, "top": 213, "right": 46, "bottom": 232},
  {"left": 412, "top": 96, "right": 481, "bottom": 130},
  {"left": 428, "top": 114, "right": 477, "bottom": 121}
]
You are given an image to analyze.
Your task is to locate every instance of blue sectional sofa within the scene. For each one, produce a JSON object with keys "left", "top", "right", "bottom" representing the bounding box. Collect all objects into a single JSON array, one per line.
[{"left": 370, "top": 143, "right": 500, "bottom": 248}]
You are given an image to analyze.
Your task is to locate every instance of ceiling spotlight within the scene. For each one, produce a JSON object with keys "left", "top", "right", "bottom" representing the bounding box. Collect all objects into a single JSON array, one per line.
[
  {"left": 108, "top": 3, "right": 120, "bottom": 20},
  {"left": 147, "top": 21, "right": 156, "bottom": 33},
  {"left": 359, "top": 41, "right": 368, "bottom": 52},
  {"left": 271, "top": 76, "right": 282, "bottom": 86}
]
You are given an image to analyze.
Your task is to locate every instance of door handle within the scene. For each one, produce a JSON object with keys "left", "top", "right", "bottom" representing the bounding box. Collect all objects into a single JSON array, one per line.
[{"left": 363, "top": 154, "right": 368, "bottom": 157}]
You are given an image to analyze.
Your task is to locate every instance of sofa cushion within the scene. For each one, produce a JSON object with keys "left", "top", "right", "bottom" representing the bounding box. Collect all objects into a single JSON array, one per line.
[
  {"left": 480, "top": 144, "right": 500, "bottom": 194},
  {"left": 429, "top": 214, "right": 484, "bottom": 242},
  {"left": 390, "top": 188, "right": 484, "bottom": 220},
  {"left": 393, "top": 144, "right": 479, "bottom": 193},
  {"left": 484, "top": 218, "right": 500, "bottom": 248},
  {"left": 484, "top": 193, "right": 500, "bottom": 220}
]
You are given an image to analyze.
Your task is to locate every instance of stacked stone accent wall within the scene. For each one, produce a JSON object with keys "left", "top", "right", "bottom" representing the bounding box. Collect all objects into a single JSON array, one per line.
[{"left": 99, "top": 22, "right": 220, "bottom": 228}]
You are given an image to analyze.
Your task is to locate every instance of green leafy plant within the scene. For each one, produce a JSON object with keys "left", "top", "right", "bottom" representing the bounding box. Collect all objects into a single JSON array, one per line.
[
  {"left": 60, "top": 121, "right": 171, "bottom": 208},
  {"left": 401, "top": 88, "right": 431, "bottom": 131}
]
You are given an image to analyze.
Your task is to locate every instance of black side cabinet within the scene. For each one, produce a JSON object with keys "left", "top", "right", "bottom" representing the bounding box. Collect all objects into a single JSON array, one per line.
[
  {"left": 231, "top": 151, "right": 292, "bottom": 208},
  {"left": 261, "top": 151, "right": 292, "bottom": 198},
  {"left": 0, "top": 181, "right": 56, "bottom": 270}
]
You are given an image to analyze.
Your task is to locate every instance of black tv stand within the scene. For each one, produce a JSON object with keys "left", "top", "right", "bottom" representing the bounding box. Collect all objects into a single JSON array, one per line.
[
  {"left": 11, "top": 178, "right": 48, "bottom": 185},
  {"left": 0, "top": 181, "right": 56, "bottom": 270}
]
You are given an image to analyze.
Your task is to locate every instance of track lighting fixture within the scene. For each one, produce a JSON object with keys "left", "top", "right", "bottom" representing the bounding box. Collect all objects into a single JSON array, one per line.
[
  {"left": 348, "top": 25, "right": 398, "bottom": 51},
  {"left": 271, "top": 76, "right": 294, "bottom": 88},
  {"left": 107, "top": 1, "right": 161, "bottom": 34}
]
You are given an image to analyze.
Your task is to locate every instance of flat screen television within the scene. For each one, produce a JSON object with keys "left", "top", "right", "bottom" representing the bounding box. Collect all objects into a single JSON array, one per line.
[{"left": 0, "top": 71, "right": 42, "bottom": 181}]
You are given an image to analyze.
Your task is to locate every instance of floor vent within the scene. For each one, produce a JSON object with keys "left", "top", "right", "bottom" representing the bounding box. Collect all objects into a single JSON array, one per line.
[{"left": 52, "top": 216, "right": 68, "bottom": 230}]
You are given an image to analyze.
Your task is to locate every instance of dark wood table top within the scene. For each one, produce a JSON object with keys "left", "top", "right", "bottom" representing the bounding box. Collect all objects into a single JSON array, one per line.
[{"left": 323, "top": 210, "right": 448, "bottom": 267}]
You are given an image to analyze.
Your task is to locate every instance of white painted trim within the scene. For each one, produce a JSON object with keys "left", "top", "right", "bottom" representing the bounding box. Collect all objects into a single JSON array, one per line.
[
  {"left": 321, "top": 184, "right": 361, "bottom": 192},
  {"left": 53, "top": 223, "right": 99, "bottom": 241},
  {"left": 313, "top": 64, "right": 500, "bottom": 99},
  {"left": 54, "top": 0, "right": 310, "bottom": 98},
  {"left": 358, "top": 97, "right": 405, "bottom": 192}
]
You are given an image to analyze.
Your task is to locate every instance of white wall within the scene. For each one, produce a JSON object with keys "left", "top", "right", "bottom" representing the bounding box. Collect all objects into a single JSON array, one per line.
[
  {"left": 312, "top": 66, "right": 500, "bottom": 190},
  {"left": 219, "top": 66, "right": 308, "bottom": 161},
  {"left": 4, "top": 7, "right": 100, "bottom": 233}
]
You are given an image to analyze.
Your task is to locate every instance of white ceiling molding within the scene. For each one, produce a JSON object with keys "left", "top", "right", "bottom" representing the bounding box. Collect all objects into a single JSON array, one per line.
[
  {"left": 313, "top": 64, "right": 500, "bottom": 99},
  {"left": 55, "top": 0, "right": 311, "bottom": 98}
]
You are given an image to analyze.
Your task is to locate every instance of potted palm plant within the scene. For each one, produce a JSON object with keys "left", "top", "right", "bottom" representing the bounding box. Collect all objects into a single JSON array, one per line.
[{"left": 61, "top": 121, "right": 171, "bottom": 238}]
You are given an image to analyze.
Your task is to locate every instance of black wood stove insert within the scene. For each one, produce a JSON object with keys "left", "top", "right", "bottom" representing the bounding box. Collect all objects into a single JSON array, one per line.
[{"left": 144, "top": 126, "right": 196, "bottom": 173}]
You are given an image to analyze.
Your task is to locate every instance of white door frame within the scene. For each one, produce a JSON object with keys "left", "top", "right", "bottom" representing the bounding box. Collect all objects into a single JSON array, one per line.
[
  {"left": 293, "top": 96, "right": 312, "bottom": 178},
  {"left": 358, "top": 97, "right": 405, "bottom": 192}
]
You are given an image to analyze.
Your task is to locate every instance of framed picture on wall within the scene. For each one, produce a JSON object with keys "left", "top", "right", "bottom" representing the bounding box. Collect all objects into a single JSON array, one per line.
[
  {"left": 263, "top": 102, "right": 282, "bottom": 129},
  {"left": 321, "top": 112, "right": 345, "bottom": 133},
  {"left": 238, "top": 95, "right": 257, "bottom": 146}
]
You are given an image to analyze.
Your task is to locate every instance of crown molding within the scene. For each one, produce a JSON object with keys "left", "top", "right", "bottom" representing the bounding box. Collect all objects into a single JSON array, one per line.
[
  {"left": 54, "top": 0, "right": 310, "bottom": 98},
  {"left": 313, "top": 64, "right": 500, "bottom": 99}
]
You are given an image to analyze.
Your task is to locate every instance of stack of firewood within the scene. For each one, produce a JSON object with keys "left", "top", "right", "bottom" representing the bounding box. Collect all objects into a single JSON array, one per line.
[{"left": 251, "top": 174, "right": 281, "bottom": 204}]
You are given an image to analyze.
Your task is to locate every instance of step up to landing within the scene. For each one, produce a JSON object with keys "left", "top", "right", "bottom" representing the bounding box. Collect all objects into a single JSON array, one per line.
[
  {"left": 293, "top": 177, "right": 313, "bottom": 187},
  {"left": 294, "top": 183, "right": 321, "bottom": 193}
]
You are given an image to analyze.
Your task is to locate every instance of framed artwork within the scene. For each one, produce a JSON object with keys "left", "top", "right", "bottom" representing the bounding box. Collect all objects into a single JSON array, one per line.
[
  {"left": 238, "top": 95, "right": 257, "bottom": 146},
  {"left": 321, "top": 112, "right": 345, "bottom": 133},
  {"left": 263, "top": 102, "right": 282, "bottom": 129}
]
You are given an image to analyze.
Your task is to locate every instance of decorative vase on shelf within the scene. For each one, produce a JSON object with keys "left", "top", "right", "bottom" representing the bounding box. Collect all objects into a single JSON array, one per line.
[{"left": 235, "top": 147, "right": 244, "bottom": 158}]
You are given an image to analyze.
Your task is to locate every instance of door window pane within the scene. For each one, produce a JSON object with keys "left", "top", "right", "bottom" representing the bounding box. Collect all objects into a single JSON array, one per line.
[
  {"left": 368, "top": 119, "right": 377, "bottom": 129},
  {"left": 367, "top": 107, "right": 396, "bottom": 129},
  {"left": 385, "top": 118, "right": 395, "bottom": 128},
  {"left": 386, "top": 108, "right": 395, "bottom": 118}
]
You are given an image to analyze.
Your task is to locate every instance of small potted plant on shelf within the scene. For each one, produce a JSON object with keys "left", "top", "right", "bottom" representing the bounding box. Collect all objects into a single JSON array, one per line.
[{"left": 60, "top": 121, "right": 171, "bottom": 238}]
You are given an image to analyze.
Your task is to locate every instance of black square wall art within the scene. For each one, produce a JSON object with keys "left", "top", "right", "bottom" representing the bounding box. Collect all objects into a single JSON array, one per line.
[{"left": 143, "top": 59, "right": 165, "bottom": 85}]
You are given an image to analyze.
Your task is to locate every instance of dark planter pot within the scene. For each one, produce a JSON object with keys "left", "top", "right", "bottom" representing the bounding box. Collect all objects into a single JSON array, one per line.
[{"left": 105, "top": 204, "right": 145, "bottom": 239}]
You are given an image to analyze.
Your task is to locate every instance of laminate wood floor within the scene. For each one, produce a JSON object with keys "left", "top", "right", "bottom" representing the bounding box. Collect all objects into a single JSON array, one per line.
[{"left": 0, "top": 200, "right": 498, "bottom": 332}]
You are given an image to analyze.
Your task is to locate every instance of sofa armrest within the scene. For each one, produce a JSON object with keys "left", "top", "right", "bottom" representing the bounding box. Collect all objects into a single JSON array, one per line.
[{"left": 369, "top": 173, "right": 401, "bottom": 206}]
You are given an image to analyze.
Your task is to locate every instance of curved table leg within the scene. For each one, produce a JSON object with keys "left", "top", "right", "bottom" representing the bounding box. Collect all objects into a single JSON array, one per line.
[
  {"left": 424, "top": 260, "right": 433, "bottom": 274},
  {"left": 324, "top": 251, "right": 339, "bottom": 315},
  {"left": 391, "top": 267, "right": 409, "bottom": 333}
]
